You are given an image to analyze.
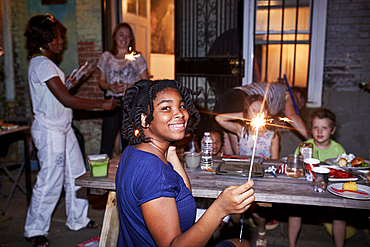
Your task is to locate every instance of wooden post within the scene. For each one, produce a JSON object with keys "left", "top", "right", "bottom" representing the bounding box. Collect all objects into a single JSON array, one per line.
[{"left": 99, "top": 191, "right": 119, "bottom": 247}]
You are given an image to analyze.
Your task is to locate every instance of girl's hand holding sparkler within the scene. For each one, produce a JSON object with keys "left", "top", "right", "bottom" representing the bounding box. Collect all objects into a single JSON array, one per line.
[{"left": 211, "top": 180, "right": 255, "bottom": 218}]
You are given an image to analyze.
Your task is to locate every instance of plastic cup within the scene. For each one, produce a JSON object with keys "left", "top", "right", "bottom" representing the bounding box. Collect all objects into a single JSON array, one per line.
[
  {"left": 304, "top": 158, "right": 320, "bottom": 173},
  {"left": 88, "top": 154, "right": 109, "bottom": 178},
  {"left": 312, "top": 167, "right": 330, "bottom": 192},
  {"left": 185, "top": 152, "right": 200, "bottom": 169}
]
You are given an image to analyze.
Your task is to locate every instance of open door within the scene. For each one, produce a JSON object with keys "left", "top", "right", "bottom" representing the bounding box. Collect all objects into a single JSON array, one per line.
[
  {"left": 120, "top": 0, "right": 151, "bottom": 71},
  {"left": 175, "top": 0, "right": 244, "bottom": 111}
]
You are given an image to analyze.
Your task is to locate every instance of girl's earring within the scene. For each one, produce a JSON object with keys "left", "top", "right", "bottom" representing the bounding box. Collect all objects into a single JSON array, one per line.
[{"left": 39, "top": 47, "right": 46, "bottom": 52}]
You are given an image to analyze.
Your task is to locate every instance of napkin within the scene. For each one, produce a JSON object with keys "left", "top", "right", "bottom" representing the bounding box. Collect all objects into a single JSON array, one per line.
[{"left": 277, "top": 164, "right": 287, "bottom": 174}]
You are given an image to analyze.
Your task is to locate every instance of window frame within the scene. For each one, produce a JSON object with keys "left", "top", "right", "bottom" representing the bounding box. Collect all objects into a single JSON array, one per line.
[{"left": 243, "top": 0, "right": 328, "bottom": 108}]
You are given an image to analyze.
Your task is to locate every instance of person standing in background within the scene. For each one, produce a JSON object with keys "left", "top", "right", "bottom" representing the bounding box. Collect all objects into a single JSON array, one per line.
[
  {"left": 24, "top": 14, "right": 119, "bottom": 247},
  {"left": 97, "top": 22, "right": 149, "bottom": 158}
]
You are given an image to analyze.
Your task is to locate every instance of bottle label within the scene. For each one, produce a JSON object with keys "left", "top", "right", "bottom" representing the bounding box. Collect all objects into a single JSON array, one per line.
[
  {"left": 300, "top": 147, "right": 312, "bottom": 160},
  {"left": 201, "top": 141, "right": 213, "bottom": 170}
]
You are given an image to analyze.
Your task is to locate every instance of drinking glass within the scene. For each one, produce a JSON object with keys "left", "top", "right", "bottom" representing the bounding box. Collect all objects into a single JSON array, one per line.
[
  {"left": 312, "top": 149, "right": 319, "bottom": 160},
  {"left": 286, "top": 154, "right": 304, "bottom": 178},
  {"left": 185, "top": 152, "right": 201, "bottom": 169}
]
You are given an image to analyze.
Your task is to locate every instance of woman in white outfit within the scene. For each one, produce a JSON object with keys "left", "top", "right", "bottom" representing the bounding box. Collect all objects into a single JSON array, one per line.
[{"left": 23, "top": 14, "right": 119, "bottom": 247}]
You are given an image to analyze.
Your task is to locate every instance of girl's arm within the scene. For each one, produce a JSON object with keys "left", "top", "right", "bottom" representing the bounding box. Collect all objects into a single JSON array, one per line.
[
  {"left": 270, "top": 132, "right": 279, "bottom": 159},
  {"left": 141, "top": 180, "right": 255, "bottom": 247},
  {"left": 46, "top": 76, "right": 119, "bottom": 110},
  {"left": 140, "top": 69, "right": 149, "bottom": 79},
  {"left": 285, "top": 94, "right": 308, "bottom": 139},
  {"left": 215, "top": 112, "right": 243, "bottom": 138},
  {"left": 166, "top": 145, "right": 191, "bottom": 191}
]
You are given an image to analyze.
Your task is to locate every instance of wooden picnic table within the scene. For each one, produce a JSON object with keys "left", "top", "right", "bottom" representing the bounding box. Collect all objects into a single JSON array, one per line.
[{"left": 75, "top": 154, "right": 370, "bottom": 246}]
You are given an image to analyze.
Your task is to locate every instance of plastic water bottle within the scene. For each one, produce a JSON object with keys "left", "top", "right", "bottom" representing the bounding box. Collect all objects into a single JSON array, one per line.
[{"left": 201, "top": 132, "right": 213, "bottom": 170}]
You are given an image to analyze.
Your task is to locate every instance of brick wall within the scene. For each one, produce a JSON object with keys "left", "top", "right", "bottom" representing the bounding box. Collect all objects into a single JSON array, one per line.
[
  {"left": 324, "top": 0, "right": 370, "bottom": 90},
  {"left": 74, "top": 0, "right": 105, "bottom": 155},
  {"left": 321, "top": 0, "right": 370, "bottom": 158},
  {"left": 8, "top": 0, "right": 30, "bottom": 118}
]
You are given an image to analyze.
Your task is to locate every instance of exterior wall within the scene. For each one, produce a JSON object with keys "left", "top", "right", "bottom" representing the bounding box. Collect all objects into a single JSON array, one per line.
[
  {"left": 5, "top": 0, "right": 370, "bottom": 159},
  {"left": 8, "top": 0, "right": 30, "bottom": 118},
  {"left": 278, "top": 0, "right": 370, "bottom": 159},
  {"left": 8, "top": 0, "right": 104, "bottom": 156},
  {"left": 74, "top": 0, "right": 105, "bottom": 155},
  {"left": 321, "top": 0, "right": 370, "bottom": 158}
]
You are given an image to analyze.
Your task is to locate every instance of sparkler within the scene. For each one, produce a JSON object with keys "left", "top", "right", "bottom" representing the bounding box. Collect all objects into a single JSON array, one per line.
[
  {"left": 240, "top": 112, "right": 268, "bottom": 242},
  {"left": 279, "top": 117, "right": 292, "bottom": 123},
  {"left": 240, "top": 83, "right": 270, "bottom": 242},
  {"left": 124, "top": 47, "right": 140, "bottom": 61}
]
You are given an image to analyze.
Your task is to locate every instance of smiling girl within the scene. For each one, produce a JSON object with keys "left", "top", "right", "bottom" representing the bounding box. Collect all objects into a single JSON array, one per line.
[
  {"left": 98, "top": 22, "right": 149, "bottom": 158},
  {"left": 116, "top": 79, "right": 255, "bottom": 247}
]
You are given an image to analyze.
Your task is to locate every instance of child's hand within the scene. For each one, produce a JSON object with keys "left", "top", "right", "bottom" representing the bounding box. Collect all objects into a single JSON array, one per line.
[{"left": 214, "top": 180, "right": 255, "bottom": 217}]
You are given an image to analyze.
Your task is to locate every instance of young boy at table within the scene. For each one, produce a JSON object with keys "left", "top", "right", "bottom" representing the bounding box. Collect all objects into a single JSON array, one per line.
[
  {"left": 289, "top": 108, "right": 351, "bottom": 247},
  {"left": 216, "top": 95, "right": 279, "bottom": 247}
]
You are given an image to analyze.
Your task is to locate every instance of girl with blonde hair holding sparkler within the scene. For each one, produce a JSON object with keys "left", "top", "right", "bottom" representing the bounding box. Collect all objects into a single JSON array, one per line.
[{"left": 215, "top": 94, "right": 279, "bottom": 247}]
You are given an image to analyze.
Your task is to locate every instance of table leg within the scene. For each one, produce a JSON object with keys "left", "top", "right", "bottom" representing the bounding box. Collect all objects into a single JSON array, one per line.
[
  {"left": 99, "top": 191, "right": 119, "bottom": 247},
  {"left": 23, "top": 131, "right": 31, "bottom": 205}
]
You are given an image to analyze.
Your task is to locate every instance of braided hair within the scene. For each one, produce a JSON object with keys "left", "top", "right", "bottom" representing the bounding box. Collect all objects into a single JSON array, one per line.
[{"left": 122, "top": 79, "right": 200, "bottom": 145}]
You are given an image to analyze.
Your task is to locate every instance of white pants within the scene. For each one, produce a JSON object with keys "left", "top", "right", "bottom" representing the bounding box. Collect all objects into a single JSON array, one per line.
[{"left": 24, "top": 121, "right": 90, "bottom": 238}]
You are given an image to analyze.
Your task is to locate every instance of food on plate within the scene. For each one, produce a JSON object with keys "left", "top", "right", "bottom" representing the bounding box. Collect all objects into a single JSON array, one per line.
[
  {"left": 328, "top": 168, "right": 355, "bottom": 179},
  {"left": 351, "top": 157, "right": 365, "bottom": 167},
  {"left": 0, "top": 122, "right": 17, "bottom": 130},
  {"left": 359, "top": 162, "right": 369, "bottom": 167},
  {"left": 367, "top": 171, "right": 370, "bottom": 183},
  {"left": 342, "top": 181, "right": 357, "bottom": 191},
  {"left": 338, "top": 158, "right": 348, "bottom": 167}
]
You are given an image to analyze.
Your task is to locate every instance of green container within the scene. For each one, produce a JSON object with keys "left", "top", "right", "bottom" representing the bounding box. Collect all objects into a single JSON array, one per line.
[{"left": 88, "top": 154, "right": 109, "bottom": 178}]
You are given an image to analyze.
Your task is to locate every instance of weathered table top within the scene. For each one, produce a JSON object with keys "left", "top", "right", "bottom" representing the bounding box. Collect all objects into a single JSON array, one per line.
[
  {"left": 0, "top": 125, "right": 29, "bottom": 136},
  {"left": 76, "top": 155, "right": 370, "bottom": 210}
]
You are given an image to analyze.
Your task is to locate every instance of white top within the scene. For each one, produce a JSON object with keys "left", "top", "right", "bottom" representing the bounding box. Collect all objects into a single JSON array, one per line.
[
  {"left": 28, "top": 56, "right": 72, "bottom": 131},
  {"left": 97, "top": 51, "right": 148, "bottom": 97}
]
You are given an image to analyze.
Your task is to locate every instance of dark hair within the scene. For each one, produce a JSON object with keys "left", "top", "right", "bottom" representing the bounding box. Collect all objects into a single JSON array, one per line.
[
  {"left": 24, "top": 14, "right": 66, "bottom": 58},
  {"left": 209, "top": 125, "right": 224, "bottom": 144},
  {"left": 194, "top": 105, "right": 224, "bottom": 150},
  {"left": 291, "top": 86, "right": 307, "bottom": 110},
  {"left": 307, "top": 108, "right": 336, "bottom": 134},
  {"left": 243, "top": 94, "right": 269, "bottom": 117},
  {"left": 110, "top": 23, "right": 135, "bottom": 55},
  {"left": 122, "top": 79, "right": 200, "bottom": 145}
]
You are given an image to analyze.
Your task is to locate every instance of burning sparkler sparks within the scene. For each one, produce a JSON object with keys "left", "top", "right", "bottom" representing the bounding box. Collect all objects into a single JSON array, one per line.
[
  {"left": 125, "top": 47, "right": 140, "bottom": 61},
  {"left": 279, "top": 117, "right": 292, "bottom": 123}
]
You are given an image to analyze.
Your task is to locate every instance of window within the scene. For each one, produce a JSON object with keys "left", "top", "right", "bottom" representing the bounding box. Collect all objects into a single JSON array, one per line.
[
  {"left": 127, "top": 0, "right": 147, "bottom": 17},
  {"left": 243, "top": 0, "right": 327, "bottom": 107}
]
